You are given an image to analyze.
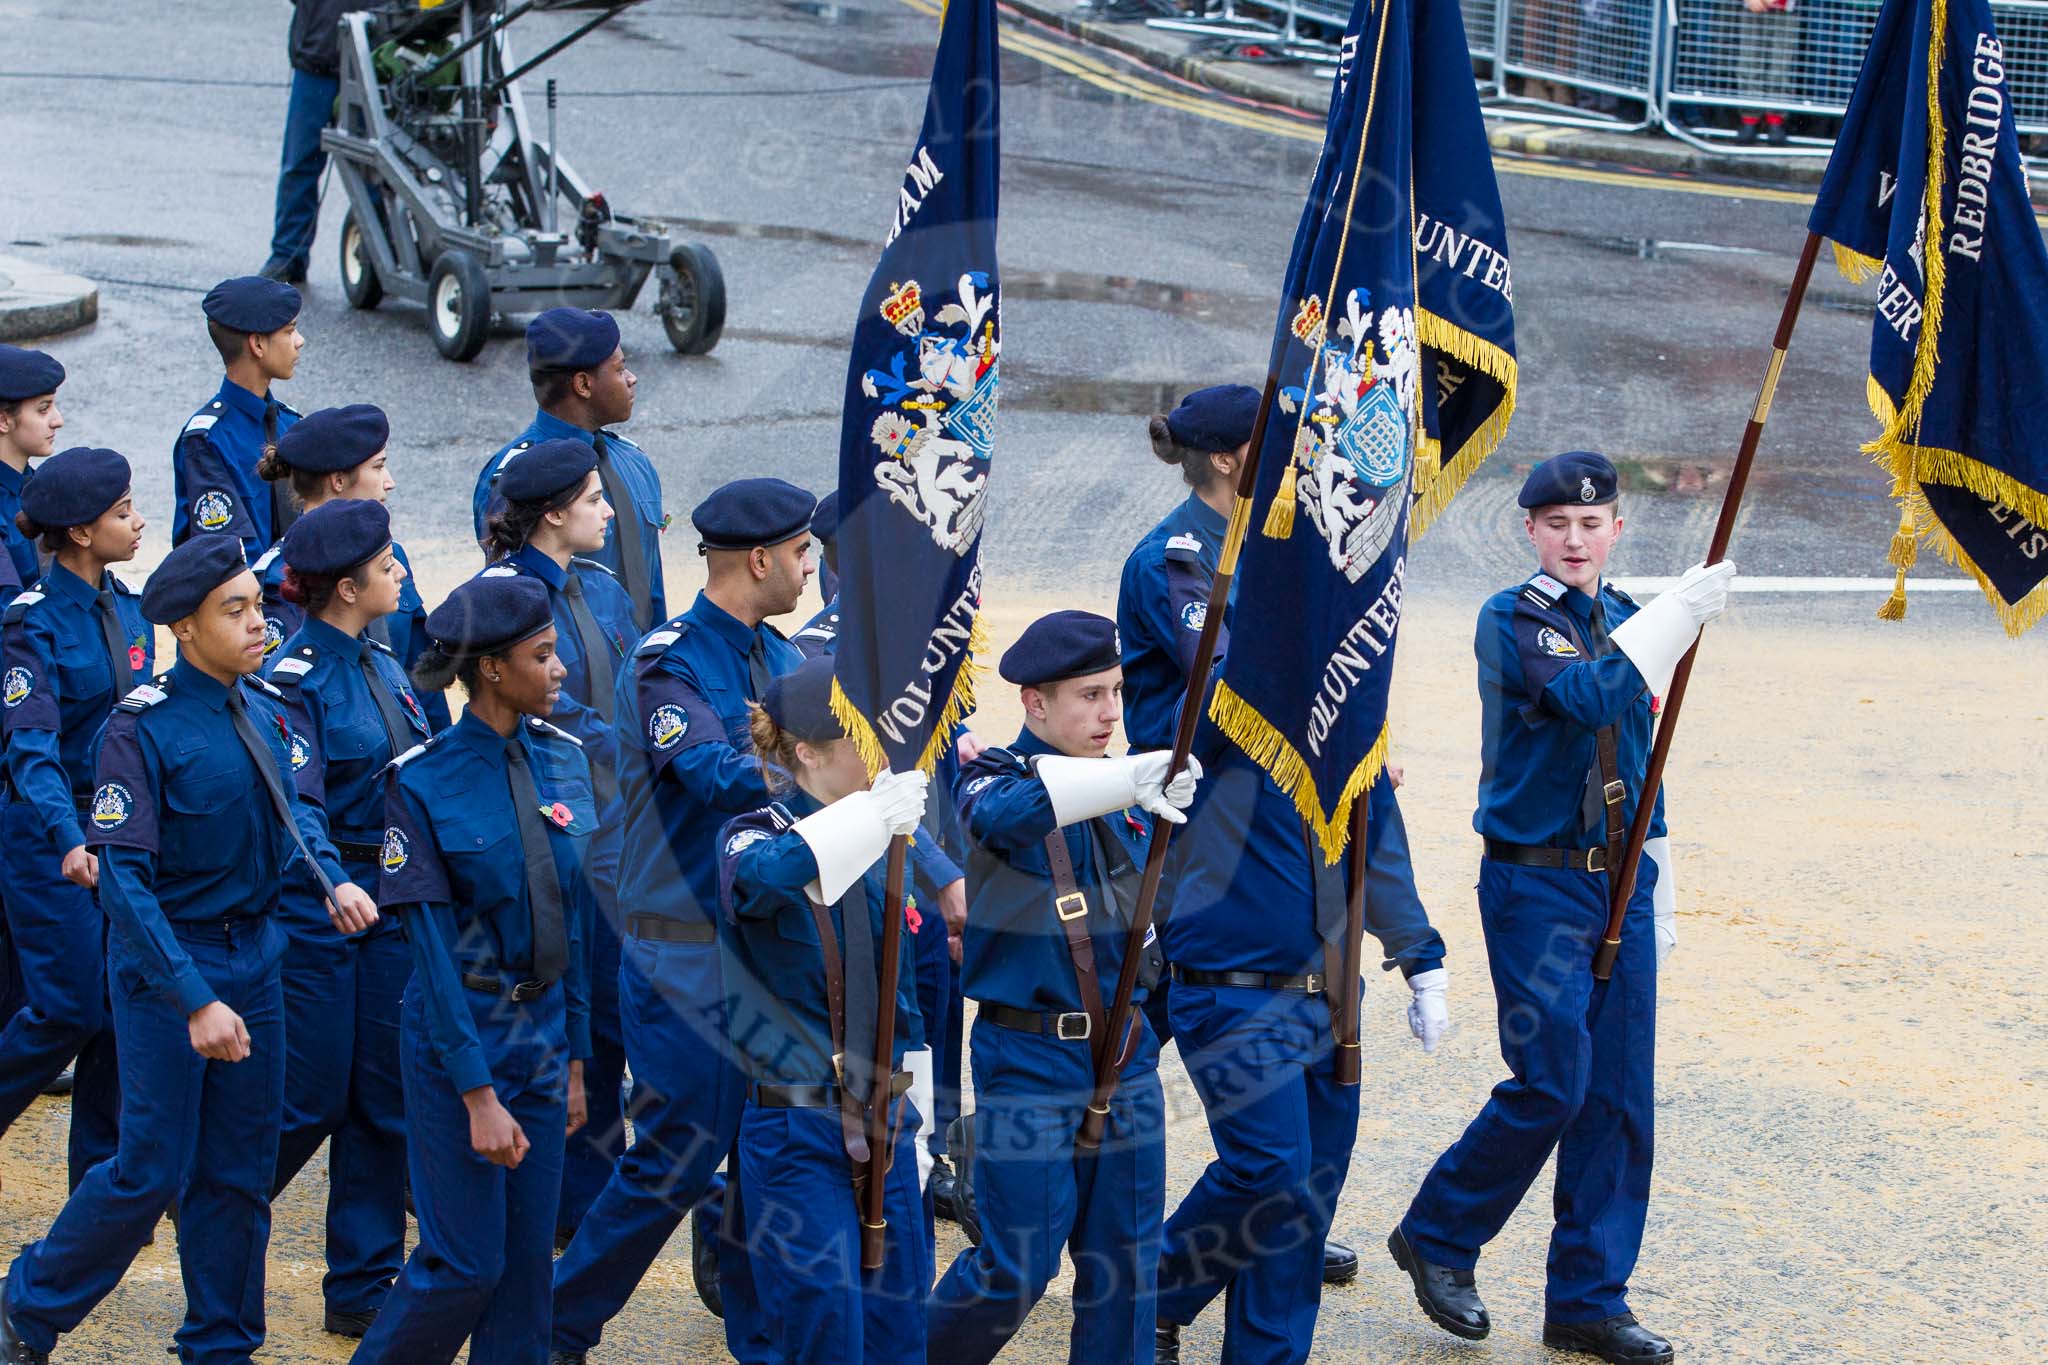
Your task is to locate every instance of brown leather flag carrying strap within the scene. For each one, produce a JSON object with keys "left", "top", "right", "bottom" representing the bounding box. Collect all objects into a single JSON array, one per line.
[
  {"left": 804, "top": 894, "right": 871, "bottom": 1168},
  {"left": 1040, "top": 828, "right": 1109, "bottom": 1067}
]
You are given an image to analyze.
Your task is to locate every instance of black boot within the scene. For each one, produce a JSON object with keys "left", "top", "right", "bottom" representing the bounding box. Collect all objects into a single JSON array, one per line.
[
  {"left": 1322, "top": 1237, "right": 1360, "bottom": 1285},
  {"left": 930, "top": 1153, "right": 960, "bottom": 1222},
  {"left": 0, "top": 1279, "right": 49, "bottom": 1365},
  {"left": 322, "top": 1305, "right": 378, "bottom": 1338},
  {"left": 1386, "top": 1226, "right": 1489, "bottom": 1340},
  {"left": 691, "top": 1211, "right": 725, "bottom": 1319},
  {"left": 1543, "top": 1312, "right": 1673, "bottom": 1363},
  {"left": 38, "top": 1066, "right": 72, "bottom": 1097},
  {"left": 549, "top": 1353, "right": 588, "bottom": 1365},
  {"left": 1154, "top": 1320, "right": 1182, "bottom": 1364}
]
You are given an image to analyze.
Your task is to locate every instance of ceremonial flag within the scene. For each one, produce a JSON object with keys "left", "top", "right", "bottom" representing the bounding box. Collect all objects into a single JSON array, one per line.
[
  {"left": 830, "top": 0, "right": 1000, "bottom": 774},
  {"left": 1810, "top": 0, "right": 2048, "bottom": 633},
  {"left": 1210, "top": 0, "right": 1516, "bottom": 860}
]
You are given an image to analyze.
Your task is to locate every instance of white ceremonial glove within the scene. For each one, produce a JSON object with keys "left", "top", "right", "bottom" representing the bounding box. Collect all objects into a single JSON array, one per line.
[
  {"left": 870, "top": 768, "right": 930, "bottom": 838},
  {"left": 1148, "top": 753, "right": 1203, "bottom": 822},
  {"left": 905, "top": 1045, "right": 935, "bottom": 1192},
  {"left": 1644, "top": 835, "right": 1677, "bottom": 969},
  {"left": 1406, "top": 967, "right": 1449, "bottom": 1055},
  {"left": 791, "top": 773, "right": 926, "bottom": 905},
  {"left": 1673, "top": 560, "right": 1737, "bottom": 625}
]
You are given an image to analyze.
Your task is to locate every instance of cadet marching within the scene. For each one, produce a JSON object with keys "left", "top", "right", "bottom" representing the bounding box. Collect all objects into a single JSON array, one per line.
[{"left": 0, "top": 292, "right": 1732, "bottom": 1365}]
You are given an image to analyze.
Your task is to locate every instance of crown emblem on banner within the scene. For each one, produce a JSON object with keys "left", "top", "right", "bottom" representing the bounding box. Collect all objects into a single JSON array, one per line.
[
  {"left": 880, "top": 280, "right": 925, "bottom": 335},
  {"left": 1292, "top": 294, "right": 1326, "bottom": 347}
]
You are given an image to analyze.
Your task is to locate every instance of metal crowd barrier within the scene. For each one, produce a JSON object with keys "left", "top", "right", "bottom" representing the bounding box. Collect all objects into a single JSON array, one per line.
[{"left": 1138, "top": 0, "right": 2048, "bottom": 167}]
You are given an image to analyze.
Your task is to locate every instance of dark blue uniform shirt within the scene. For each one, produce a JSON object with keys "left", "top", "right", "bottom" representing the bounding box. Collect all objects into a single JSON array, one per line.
[
  {"left": 614, "top": 592, "right": 803, "bottom": 926},
  {"left": 255, "top": 540, "right": 449, "bottom": 731},
  {"left": 953, "top": 729, "right": 1160, "bottom": 1016},
  {"left": 267, "top": 615, "right": 433, "bottom": 932},
  {"left": 379, "top": 711, "right": 598, "bottom": 1092},
  {"left": 86, "top": 660, "right": 347, "bottom": 1015},
  {"left": 1118, "top": 492, "right": 1232, "bottom": 753},
  {"left": 1474, "top": 573, "right": 1667, "bottom": 848},
  {"left": 717, "top": 790, "right": 924, "bottom": 1087},
  {"left": 0, "top": 462, "right": 39, "bottom": 594},
  {"left": 490, "top": 550, "right": 634, "bottom": 784},
  {"left": 173, "top": 378, "right": 299, "bottom": 553},
  {"left": 474, "top": 409, "right": 667, "bottom": 626},
  {"left": 2, "top": 565, "right": 152, "bottom": 854}
]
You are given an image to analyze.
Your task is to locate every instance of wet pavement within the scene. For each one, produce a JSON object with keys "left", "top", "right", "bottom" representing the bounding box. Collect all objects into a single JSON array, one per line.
[{"left": 0, "top": 0, "right": 2041, "bottom": 1362}]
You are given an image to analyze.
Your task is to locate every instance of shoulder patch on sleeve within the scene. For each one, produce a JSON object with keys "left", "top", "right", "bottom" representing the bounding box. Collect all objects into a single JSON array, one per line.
[
  {"left": 117, "top": 681, "right": 170, "bottom": 712},
  {"left": 182, "top": 413, "right": 219, "bottom": 435},
  {"left": 270, "top": 656, "right": 314, "bottom": 679},
  {"left": 526, "top": 716, "right": 585, "bottom": 746}
]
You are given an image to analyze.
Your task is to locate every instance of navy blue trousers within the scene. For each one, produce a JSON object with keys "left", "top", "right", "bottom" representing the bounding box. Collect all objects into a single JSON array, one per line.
[
  {"left": 351, "top": 975, "right": 568, "bottom": 1365},
  {"left": 550, "top": 933, "right": 765, "bottom": 1359},
  {"left": 271, "top": 916, "right": 408, "bottom": 1317},
  {"left": 927, "top": 1015, "right": 1166, "bottom": 1365},
  {"left": 556, "top": 911, "right": 625, "bottom": 1234},
  {"left": 1400, "top": 858, "right": 1658, "bottom": 1323},
  {"left": 7, "top": 915, "right": 286, "bottom": 1364},
  {"left": 0, "top": 804, "right": 119, "bottom": 1188},
  {"left": 268, "top": 68, "right": 337, "bottom": 268},
  {"left": 742, "top": 1096, "right": 928, "bottom": 1365},
  {"left": 1156, "top": 984, "right": 1360, "bottom": 1365}
]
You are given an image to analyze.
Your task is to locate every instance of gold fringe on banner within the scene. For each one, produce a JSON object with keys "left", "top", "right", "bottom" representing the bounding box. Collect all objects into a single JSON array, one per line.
[
  {"left": 1208, "top": 679, "right": 1391, "bottom": 863},
  {"left": 1410, "top": 309, "right": 1518, "bottom": 540},
  {"left": 1831, "top": 240, "right": 1883, "bottom": 284},
  {"left": 1877, "top": 499, "right": 1916, "bottom": 619},
  {"left": 1262, "top": 460, "right": 1299, "bottom": 539},
  {"left": 829, "top": 614, "right": 990, "bottom": 780}
]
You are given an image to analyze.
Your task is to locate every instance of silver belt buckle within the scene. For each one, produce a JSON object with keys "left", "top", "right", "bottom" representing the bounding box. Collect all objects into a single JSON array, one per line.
[{"left": 1054, "top": 1011, "right": 1092, "bottom": 1041}]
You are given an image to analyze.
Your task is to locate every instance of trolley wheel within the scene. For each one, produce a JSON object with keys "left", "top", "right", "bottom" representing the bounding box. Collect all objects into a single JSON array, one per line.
[
  {"left": 338, "top": 209, "right": 384, "bottom": 311},
  {"left": 659, "top": 243, "right": 726, "bottom": 355},
  {"left": 427, "top": 249, "right": 491, "bottom": 362}
]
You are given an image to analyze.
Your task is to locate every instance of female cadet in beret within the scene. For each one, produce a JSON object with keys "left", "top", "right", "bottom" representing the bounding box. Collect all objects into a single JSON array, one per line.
[
  {"left": 479, "top": 434, "right": 637, "bottom": 1242},
  {"left": 255, "top": 402, "right": 449, "bottom": 728},
  {"left": 0, "top": 447, "right": 148, "bottom": 1193},
  {"left": 716, "top": 654, "right": 931, "bottom": 1364},
  {"left": 353, "top": 574, "right": 596, "bottom": 1365},
  {"left": 0, "top": 345, "right": 69, "bottom": 601},
  {"left": 261, "top": 499, "right": 435, "bottom": 1339},
  {"left": 0, "top": 533, "right": 374, "bottom": 1365}
]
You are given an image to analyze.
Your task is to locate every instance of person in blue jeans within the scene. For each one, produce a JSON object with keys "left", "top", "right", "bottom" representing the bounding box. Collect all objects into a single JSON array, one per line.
[
  {"left": 264, "top": 499, "right": 435, "bottom": 1340},
  {"left": 352, "top": 573, "right": 596, "bottom": 1365},
  {"left": 0, "top": 447, "right": 151, "bottom": 1190},
  {"left": 0, "top": 533, "right": 375, "bottom": 1365},
  {"left": 263, "top": 0, "right": 348, "bottom": 283}
]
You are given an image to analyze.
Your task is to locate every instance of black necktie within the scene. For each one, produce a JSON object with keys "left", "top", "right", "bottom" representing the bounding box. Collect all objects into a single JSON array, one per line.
[
  {"left": 1584, "top": 599, "right": 1612, "bottom": 657},
  {"left": 593, "top": 433, "right": 652, "bottom": 632},
  {"left": 838, "top": 874, "right": 879, "bottom": 1103},
  {"left": 364, "top": 614, "right": 393, "bottom": 650},
  {"left": 263, "top": 398, "right": 296, "bottom": 543},
  {"left": 1086, "top": 818, "right": 1128, "bottom": 926},
  {"left": 747, "top": 635, "right": 772, "bottom": 698},
  {"left": 359, "top": 650, "right": 415, "bottom": 761},
  {"left": 503, "top": 738, "right": 569, "bottom": 984},
  {"left": 1580, "top": 599, "right": 1613, "bottom": 831},
  {"left": 95, "top": 585, "right": 133, "bottom": 699},
  {"left": 226, "top": 688, "right": 339, "bottom": 907},
  {"left": 560, "top": 574, "right": 616, "bottom": 724}
]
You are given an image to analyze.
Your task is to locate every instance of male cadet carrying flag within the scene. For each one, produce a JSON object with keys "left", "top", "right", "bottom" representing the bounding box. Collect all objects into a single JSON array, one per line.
[
  {"left": 1148, "top": 0, "right": 1516, "bottom": 1359},
  {"left": 1810, "top": 0, "right": 2048, "bottom": 632},
  {"left": 825, "top": 0, "right": 1000, "bottom": 1284}
]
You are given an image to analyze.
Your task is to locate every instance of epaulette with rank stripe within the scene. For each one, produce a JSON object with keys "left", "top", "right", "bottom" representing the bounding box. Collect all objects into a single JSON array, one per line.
[
  {"left": 386, "top": 739, "right": 432, "bottom": 773},
  {"left": 2, "top": 590, "right": 45, "bottom": 625},
  {"left": 569, "top": 556, "right": 616, "bottom": 578},
  {"left": 635, "top": 620, "right": 689, "bottom": 657},
  {"left": 252, "top": 546, "right": 284, "bottom": 573},
  {"left": 1520, "top": 572, "right": 1567, "bottom": 609},
  {"left": 367, "top": 636, "right": 395, "bottom": 655},
  {"left": 766, "top": 802, "right": 795, "bottom": 831},
  {"left": 244, "top": 674, "right": 283, "bottom": 699},
  {"left": 182, "top": 411, "right": 220, "bottom": 436},
  {"left": 526, "top": 716, "right": 583, "bottom": 746},
  {"left": 117, "top": 678, "right": 172, "bottom": 712}
]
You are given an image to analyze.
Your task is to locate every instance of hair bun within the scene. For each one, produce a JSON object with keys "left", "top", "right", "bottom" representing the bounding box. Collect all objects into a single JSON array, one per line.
[{"left": 1148, "top": 415, "right": 1180, "bottom": 464}]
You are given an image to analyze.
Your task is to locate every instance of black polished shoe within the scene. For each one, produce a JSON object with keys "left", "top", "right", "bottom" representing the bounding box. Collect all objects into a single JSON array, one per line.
[
  {"left": 322, "top": 1305, "right": 377, "bottom": 1338},
  {"left": 690, "top": 1212, "right": 724, "bottom": 1319},
  {"left": 930, "top": 1153, "right": 960, "bottom": 1222},
  {"left": 258, "top": 256, "right": 308, "bottom": 284},
  {"left": 549, "top": 1353, "right": 587, "bottom": 1365},
  {"left": 0, "top": 1279, "right": 49, "bottom": 1364},
  {"left": 1543, "top": 1312, "right": 1673, "bottom": 1363},
  {"left": 38, "top": 1066, "right": 72, "bottom": 1097},
  {"left": 1322, "top": 1237, "right": 1360, "bottom": 1285},
  {"left": 1154, "top": 1320, "right": 1181, "bottom": 1365},
  {"left": 1386, "top": 1226, "right": 1489, "bottom": 1340}
]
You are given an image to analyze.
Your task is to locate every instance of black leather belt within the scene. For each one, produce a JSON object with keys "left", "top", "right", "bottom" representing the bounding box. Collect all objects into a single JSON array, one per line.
[
  {"left": 1171, "top": 964, "right": 1327, "bottom": 995},
  {"left": 626, "top": 914, "right": 716, "bottom": 945},
  {"left": 981, "top": 1000, "right": 1093, "bottom": 1041},
  {"left": 333, "top": 839, "right": 383, "bottom": 865},
  {"left": 748, "top": 1071, "right": 913, "bottom": 1109},
  {"left": 1484, "top": 839, "right": 1607, "bottom": 873},
  {"left": 462, "top": 971, "right": 553, "bottom": 1002}
]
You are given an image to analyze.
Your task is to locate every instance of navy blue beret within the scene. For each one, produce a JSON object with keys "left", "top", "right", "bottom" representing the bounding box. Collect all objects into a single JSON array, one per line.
[
  {"left": 1165, "top": 384, "right": 1260, "bottom": 453},
  {"left": 527, "top": 308, "right": 620, "bottom": 373},
  {"left": 999, "top": 610, "right": 1122, "bottom": 687},
  {"left": 20, "top": 447, "right": 130, "bottom": 530},
  {"left": 810, "top": 490, "right": 842, "bottom": 544},
  {"left": 282, "top": 499, "right": 391, "bottom": 577},
  {"left": 202, "top": 275, "right": 301, "bottom": 334},
  {"left": 1518, "top": 451, "right": 1618, "bottom": 509},
  {"left": 761, "top": 654, "right": 845, "bottom": 745},
  {"left": 273, "top": 404, "right": 389, "bottom": 473},
  {"left": 426, "top": 573, "right": 554, "bottom": 660},
  {"left": 693, "top": 478, "right": 816, "bottom": 552},
  {"left": 0, "top": 345, "right": 65, "bottom": 402},
  {"left": 497, "top": 437, "right": 598, "bottom": 504},
  {"left": 141, "top": 534, "right": 250, "bottom": 625}
]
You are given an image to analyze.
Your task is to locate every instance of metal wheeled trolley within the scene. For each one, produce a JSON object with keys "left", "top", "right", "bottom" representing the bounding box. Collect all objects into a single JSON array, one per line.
[{"left": 321, "top": 0, "right": 726, "bottom": 362}]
